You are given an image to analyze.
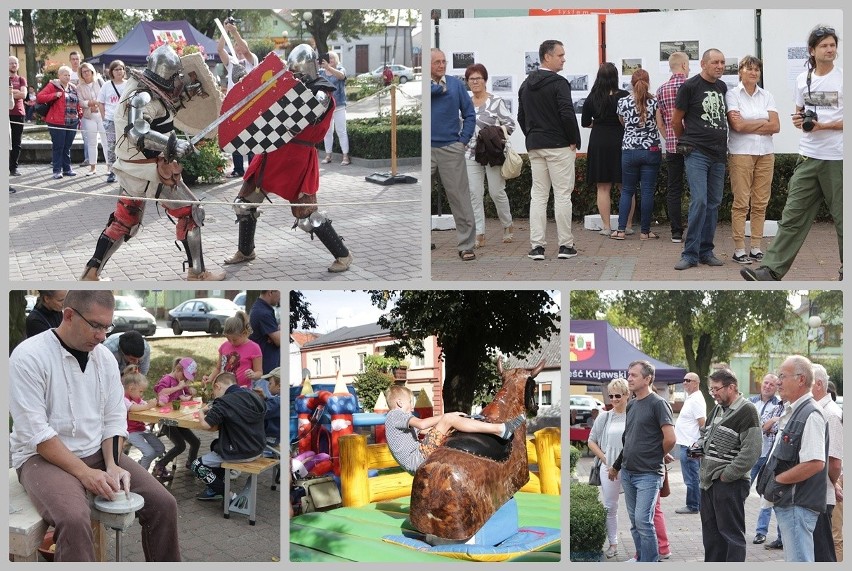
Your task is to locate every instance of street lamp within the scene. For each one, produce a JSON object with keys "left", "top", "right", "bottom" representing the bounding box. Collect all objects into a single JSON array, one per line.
[{"left": 807, "top": 314, "right": 822, "bottom": 358}]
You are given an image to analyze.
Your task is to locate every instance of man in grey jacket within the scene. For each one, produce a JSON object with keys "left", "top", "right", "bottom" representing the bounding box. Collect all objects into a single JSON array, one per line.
[{"left": 696, "top": 368, "right": 761, "bottom": 561}]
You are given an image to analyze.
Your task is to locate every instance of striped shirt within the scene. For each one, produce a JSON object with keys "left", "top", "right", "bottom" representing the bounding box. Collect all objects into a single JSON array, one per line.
[
  {"left": 655, "top": 73, "right": 686, "bottom": 153},
  {"left": 384, "top": 408, "right": 426, "bottom": 474}
]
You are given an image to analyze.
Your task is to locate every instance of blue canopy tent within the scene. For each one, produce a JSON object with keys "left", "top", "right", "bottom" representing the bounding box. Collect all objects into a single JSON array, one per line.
[
  {"left": 87, "top": 21, "right": 221, "bottom": 68},
  {"left": 569, "top": 320, "right": 687, "bottom": 385}
]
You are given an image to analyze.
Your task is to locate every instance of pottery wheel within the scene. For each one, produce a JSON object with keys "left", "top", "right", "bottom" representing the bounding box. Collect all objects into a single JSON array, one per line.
[{"left": 93, "top": 492, "right": 145, "bottom": 514}]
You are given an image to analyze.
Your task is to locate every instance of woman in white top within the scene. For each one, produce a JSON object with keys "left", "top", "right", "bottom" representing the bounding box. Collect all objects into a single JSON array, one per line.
[
  {"left": 463, "top": 63, "right": 515, "bottom": 248},
  {"left": 587, "top": 377, "right": 629, "bottom": 559},
  {"left": 77, "top": 63, "right": 108, "bottom": 176},
  {"left": 96, "top": 60, "right": 127, "bottom": 184},
  {"left": 725, "top": 56, "right": 780, "bottom": 265}
]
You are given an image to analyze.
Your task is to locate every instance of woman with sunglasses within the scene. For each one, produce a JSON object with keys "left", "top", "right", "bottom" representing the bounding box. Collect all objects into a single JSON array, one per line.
[{"left": 587, "top": 377, "right": 629, "bottom": 558}]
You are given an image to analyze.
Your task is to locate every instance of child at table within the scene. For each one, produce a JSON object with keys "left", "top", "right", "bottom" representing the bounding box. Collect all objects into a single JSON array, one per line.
[
  {"left": 152, "top": 357, "right": 201, "bottom": 480},
  {"left": 191, "top": 372, "right": 266, "bottom": 501},
  {"left": 202, "top": 311, "right": 262, "bottom": 390},
  {"left": 122, "top": 365, "right": 165, "bottom": 472},
  {"left": 384, "top": 384, "right": 525, "bottom": 475},
  {"left": 256, "top": 367, "right": 281, "bottom": 451}
]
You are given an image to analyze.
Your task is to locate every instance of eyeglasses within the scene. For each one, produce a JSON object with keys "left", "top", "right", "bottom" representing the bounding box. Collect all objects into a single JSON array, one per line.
[
  {"left": 776, "top": 371, "right": 801, "bottom": 381},
  {"left": 683, "top": 378, "right": 697, "bottom": 383},
  {"left": 813, "top": 27, "right": 836, "bottom": 38},
  {"left": 608, "top": 394, "right": 623, "bottom": 399},
  {"left": 708, "top": 384, "right": 733, "bottom": 394},
  {"left": 69, "top": 307, "right": 114, "bottom": 334},
  {"left": 467, "top": 77, "right": 484, "bottom": 82}
]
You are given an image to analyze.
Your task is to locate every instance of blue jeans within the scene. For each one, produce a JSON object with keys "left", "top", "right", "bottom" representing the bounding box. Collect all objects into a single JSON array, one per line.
[
  {"left": 48, "top": 123, "right": 75, "bottom": 174},
  {"left": 678, "top": 444, "right": 700, "bottom": 511},
  {"left": 232, "top": 151, "right": 255, "bottom": 175},
  {"left": 621, "top": 469, "right": 662, "bottom": 562},
  {"left": 682, "top": 149, "right": 725, "bottom": 263},
  {"left": 619, "top": 148, "right": 662, "bottom": 233},
  {"left": 775, "top": 505, "right": 819, "bottom": 562}
]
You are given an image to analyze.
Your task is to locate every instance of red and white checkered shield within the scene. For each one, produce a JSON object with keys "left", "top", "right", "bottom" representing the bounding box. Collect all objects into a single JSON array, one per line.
[{"left": 218, "top": 53, "right": 329, "bottom": 155}]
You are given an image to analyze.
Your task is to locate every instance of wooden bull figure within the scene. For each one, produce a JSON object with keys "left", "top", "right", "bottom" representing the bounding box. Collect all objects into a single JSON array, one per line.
[{"left": 409, "top": 357, "right": 546, "bottom": 540}]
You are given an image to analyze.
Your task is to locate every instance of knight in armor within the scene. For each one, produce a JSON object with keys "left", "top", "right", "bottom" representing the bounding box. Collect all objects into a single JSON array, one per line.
[
  {"left": 80, "top": 44, "right": 226, "bottom": 281},
  {"left": 224, "top": 44, "right": 353, "bottom": 272}
]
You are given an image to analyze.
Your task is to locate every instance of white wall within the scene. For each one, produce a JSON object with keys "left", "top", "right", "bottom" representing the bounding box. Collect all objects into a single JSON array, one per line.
[{"left": 432, "top": 9, "right": 842, "bottom": 154}]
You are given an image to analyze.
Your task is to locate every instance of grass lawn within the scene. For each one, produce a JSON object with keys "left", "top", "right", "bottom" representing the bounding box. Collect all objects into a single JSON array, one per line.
[{"left": 143, "top": 335, "right": 224, "bottom": 400}]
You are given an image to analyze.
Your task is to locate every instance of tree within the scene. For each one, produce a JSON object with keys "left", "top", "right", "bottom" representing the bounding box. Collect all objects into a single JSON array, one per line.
[
  {"left": 614, "top": 290, "right": 798, "bottom": 409},
  {"left": 569, "top": 290, "right": 605, "bottom": 320},
  {"left": 367, "top": 290, "right": 559, "bottom": 412},
  {"left": 150, "top": 9, "right": 269, "bottom": 39},
  {"left": 352, "top": 355, "right": 397, "bottom": 412},
  {"left": 285, "top": 9, "right": 416, "bottom": 55},
  {"left": 31, "top": 10, "right": 129, "bottom": 60},
  {"left": 290, "top": 290, "right": 316, "bottom": 334},
  {"left": 9, "top": 291, "right": 27, "bottom": 354}
]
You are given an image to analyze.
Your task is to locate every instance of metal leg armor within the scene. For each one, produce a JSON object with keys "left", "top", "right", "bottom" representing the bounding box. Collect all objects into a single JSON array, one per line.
[
  {"left": 159, "top": 181, "right": 225, "bottom": 281},
  {"left": 296, "top": 211, "right": 353, "bottom": 273},
  {"left": 81, "top": 196, "right": 145, "bottom": 280},
  {"left": 224, "top": 193, "right": 263, "bottom": 265}
]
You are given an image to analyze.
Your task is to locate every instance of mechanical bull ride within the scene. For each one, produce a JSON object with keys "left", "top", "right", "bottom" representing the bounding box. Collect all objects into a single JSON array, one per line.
[{"left": 409, "top": 358, "right": 545, "bottom": 541}]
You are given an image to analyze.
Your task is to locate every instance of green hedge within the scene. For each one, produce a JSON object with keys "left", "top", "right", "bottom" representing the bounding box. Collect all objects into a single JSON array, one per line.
[
  {"left": 327, "top": 116, "right": 421, "bottom": 159},
  {"left": 432, "top": 153, "right": 831, "bottom": 223},
  {"left": 569, "top": 482, "right": 607, "bottom": 561}
]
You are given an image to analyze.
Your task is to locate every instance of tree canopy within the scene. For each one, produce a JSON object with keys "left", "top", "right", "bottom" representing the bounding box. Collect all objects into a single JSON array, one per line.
[
  {"left": 367, "top": 290, "right": 559, "bottom": 412},
  {"left": 289, "top": 291, "right": 317, "bottom": 335},
  {"left": 285, "top": 9, "right": 419, "bottom": 55}
]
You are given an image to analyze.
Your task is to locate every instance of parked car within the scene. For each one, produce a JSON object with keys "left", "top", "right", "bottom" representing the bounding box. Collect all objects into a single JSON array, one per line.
[
  {"left": 233, "top": 291, "right": 281, "bottom": 323},
  {"left": 357, "top": 64, "right": 415, "bottom": 84},
  {"left": 111, "top": 295, "right": 157, "bottom": 336},
  {"left": 570, "top": 395, "right": 605, "bottom": 425},
  {"left": 168, "top": 297, "right": 240, "bottom": 336}
]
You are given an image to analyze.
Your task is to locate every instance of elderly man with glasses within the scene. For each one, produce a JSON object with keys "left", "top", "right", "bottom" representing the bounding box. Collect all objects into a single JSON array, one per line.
[
  {"left": 748, "top": 373, "right": 784, "bottom": 547},
  {"left": 695, "top": 368, "right": 761, "bottom": 561},
  {"left": 674, "top": 372, "right": 707, "bottom": 514},
  {"left": 9, "top": 291, "right": 181, "bottom": 561}
]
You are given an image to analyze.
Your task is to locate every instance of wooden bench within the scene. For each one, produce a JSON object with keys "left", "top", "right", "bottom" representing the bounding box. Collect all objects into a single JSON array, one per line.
[
  {"left": 221, "top": 457, "right": 280, "bottom": 525},
  {"left": 8, "top": 468, "right": 109, "bottom": 561}
]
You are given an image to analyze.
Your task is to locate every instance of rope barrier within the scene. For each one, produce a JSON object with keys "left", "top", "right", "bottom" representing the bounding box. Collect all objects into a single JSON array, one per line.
[{"left": 8, "top": 182, "right": 419, "bottom": 209}]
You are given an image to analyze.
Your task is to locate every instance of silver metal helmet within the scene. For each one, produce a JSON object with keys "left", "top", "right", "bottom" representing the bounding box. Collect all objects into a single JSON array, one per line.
[
  {"left": 144, "top": 44, "right": 182, "bottom": 92},
  {"left": 287, "top": 44, "right": 319, "bottom": 81}
]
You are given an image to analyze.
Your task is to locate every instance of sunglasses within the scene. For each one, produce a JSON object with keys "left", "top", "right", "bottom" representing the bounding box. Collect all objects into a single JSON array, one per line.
[
  {"left": 813, "top": 27, "right": 836, "bottom": 38},
  {"left": 608, "top": 394, "right": 623, "bottom": 399}
]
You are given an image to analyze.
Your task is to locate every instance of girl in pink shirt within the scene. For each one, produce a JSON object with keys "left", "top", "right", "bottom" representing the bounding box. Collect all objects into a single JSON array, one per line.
[
  {"left": 203, "top": 311, "right": 262, "bottom": 389},
  {"left": 152, "top": 358, "right": 200, "bottom": 479}
]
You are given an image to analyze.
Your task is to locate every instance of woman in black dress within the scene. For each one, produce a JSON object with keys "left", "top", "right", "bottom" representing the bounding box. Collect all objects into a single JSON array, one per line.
[
  {"left": 25, "top": 290, "right": 67, "bottom": 337},
  {"left": 582, "top": 63, "right": 632, "bottom": 235}
]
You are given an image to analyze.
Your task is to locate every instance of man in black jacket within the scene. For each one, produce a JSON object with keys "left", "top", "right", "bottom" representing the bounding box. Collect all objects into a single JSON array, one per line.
[
  {"left": 517, "top": 40, "right": 582, "bottom": 261},
  {"left": 191, "top": 372, "right": 266, "bottom": 501}
]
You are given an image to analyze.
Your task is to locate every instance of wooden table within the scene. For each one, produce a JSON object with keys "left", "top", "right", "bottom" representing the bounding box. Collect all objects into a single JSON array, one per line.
[{"left": 127, "top": 401, "right": 206, "bottom": 430}]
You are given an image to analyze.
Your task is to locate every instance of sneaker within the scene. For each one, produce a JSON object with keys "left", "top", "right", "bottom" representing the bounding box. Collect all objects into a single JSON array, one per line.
[
  {"left": 106, "top": 173, "right": 116, "bottom": 183},
  {"left": 63, "top": 170, "right": 78, "bottom": 177},
  {"left": 328, "top": 254, "right": 353, "bottom": 273},
  {"left": 671, "top": 232, "right": 683, "bottom": 243},
  {"left": 52, "top": 173, "right": 63, "bottom": 180},
  {"left": 626, "top": 558, "right": 637, "bottom": 563},
  {"left": 700, "top": 255, "right": 724, "bottom": 267},
  {"left": 765, "top": 538, "right": 783, "bottom": 550},
  {"left": 659, "top": 553, "right": 671, "bottom": 560},
  {"left": 10, "top": 170, "right": 21, "bottom": 177},
  {"left": 152, "top": 464, "right": 173, "bottom": 481},
  {"left": 674, "top": 257, "right": 697, "bottom": 271},
  {"left": 196, "top": 487, "right": 224, "bottom": 501},
  {"left": 528, "top": 246, "right": 545, "bottom": 260},
  {"left": 226, "top": 171, "right": 244, "bottom": 178},
  {"left": 605, "top": 545, "right": 618, "bottom": 559},
  {"left": 500, "top": 413, "right": 526, "bottom": 439},
  {"left": 229, "top": 469, "right": 240, "bottom": 480},
  {"left": 557, "top": 245, "right": 578, "bottom": 259},
  {"left": 749, "top": 249, "right": 764, "bottom": 261},
  {"left": 223, "top": 250, "right": 256, "bottom": 265},
  {"left": 675, "top": 506, "right": 699, "bottom": 514},
  {"left": 732, "top": 252, "right": 752, "bottom": 265},
  {"left": 741, "top": 266, "right": 780, "bottom": 281},
  {"left": 753, "top": 533, "right": 767, "bottom": 544}
]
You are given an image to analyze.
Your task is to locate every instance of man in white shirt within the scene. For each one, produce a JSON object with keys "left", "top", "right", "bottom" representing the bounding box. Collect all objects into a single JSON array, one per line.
[
  {"left": 674, "top": 372, "right": 706, "bottom": 514},
  {"left": 812, "top": 364, "right": 842, "bottom": 561},
  {"left": 743, "top": 25, "right": 843, "bottom": 281},
  {"left": 9, "top": 291, "right": 180, "bottom": 561}
]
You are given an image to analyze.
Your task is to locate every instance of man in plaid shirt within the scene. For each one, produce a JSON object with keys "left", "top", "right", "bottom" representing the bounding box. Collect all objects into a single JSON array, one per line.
[{"left": 655, "top": 52, "right": 690, "bottom": 243}]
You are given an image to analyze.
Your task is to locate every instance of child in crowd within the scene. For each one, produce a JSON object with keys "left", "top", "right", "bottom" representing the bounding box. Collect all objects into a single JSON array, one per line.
[
  {"left": 259, "top": 367, "right": 281, "bottom": 450},
  {"left": 384, "top": 385, "right": 526, "bottom": 475},
  {"left": 121, "top": 365, "right": 165, "bottom": 471},
  {"left": 152, "top": 357, "right": 201, "bottom": 479},
  {"left": 191, "top": 372, "right": 267, "bottom": 501},
  {"left": 203, "top": 311, "right": 262, "bottom": 389}
]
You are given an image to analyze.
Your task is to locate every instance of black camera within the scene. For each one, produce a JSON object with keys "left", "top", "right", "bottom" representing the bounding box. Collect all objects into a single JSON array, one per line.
[
  {"left": 224, "top": 16, "right": 242, "bottom": 26},
  {"left": 686, "top": 442, "right": 704, "bottom": 459},
  {"left": 801, "top": 109, "right": 818, "bottom": 132}
]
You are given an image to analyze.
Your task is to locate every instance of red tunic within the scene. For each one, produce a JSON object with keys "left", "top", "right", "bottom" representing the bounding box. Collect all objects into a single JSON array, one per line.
[{"left": 244, "top": 99, "right": 335, "bottom": 202}]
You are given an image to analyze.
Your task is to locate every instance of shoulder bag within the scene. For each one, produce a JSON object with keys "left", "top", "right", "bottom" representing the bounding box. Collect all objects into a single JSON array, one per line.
[
  {"left": 500, "top": 125, "right": 523, "bottom": 179},
  {"left": 587, "top": 411, "right": 611, "bottom": 486}
]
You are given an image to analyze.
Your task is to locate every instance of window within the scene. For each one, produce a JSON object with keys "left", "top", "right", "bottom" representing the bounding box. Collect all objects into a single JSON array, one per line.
[
  {"left": 447, "top": 9, "right": 465, "bottom": 18},
  {"left": 332, "top": 355, "right": 341, "bottom": 372},
  {"left": 358, "top": 352, "right": 367, "bottom": 372},
  {"left": 411, "top": 354, "right": 425, "bottom": 368},
  {"left": 313, "top": 358, "right": 322, "bottom": 376},
  {"left": 539, "top": 385, "right": 552, "bottom": 406}
]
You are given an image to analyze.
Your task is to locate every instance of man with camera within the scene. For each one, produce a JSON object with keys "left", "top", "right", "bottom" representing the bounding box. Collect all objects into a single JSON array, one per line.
[
  {"left": 742, "top": 25, "right": 843, "bottom": 281},
  {"left": 694, "top": 369, "right": 761, "bottom": 561}
]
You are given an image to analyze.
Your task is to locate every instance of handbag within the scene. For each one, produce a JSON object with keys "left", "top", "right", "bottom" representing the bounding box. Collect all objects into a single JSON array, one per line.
[
  {"left": 660, "top": 467, "right": 671, "bottom": 497},
  {"left": 499, "top": 125, "right": 522, "bottom": 179},
  {"left": 34, "top": 82, "right": 58, "bottom": 118},
  {"left": 589, "top": 457, "right": 602, "bottom": 486}
]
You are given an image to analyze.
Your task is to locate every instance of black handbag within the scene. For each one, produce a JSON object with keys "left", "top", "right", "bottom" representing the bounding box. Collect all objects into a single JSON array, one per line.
[{"left": 588, "top": 457, "right": 602, "bottom": 486}]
